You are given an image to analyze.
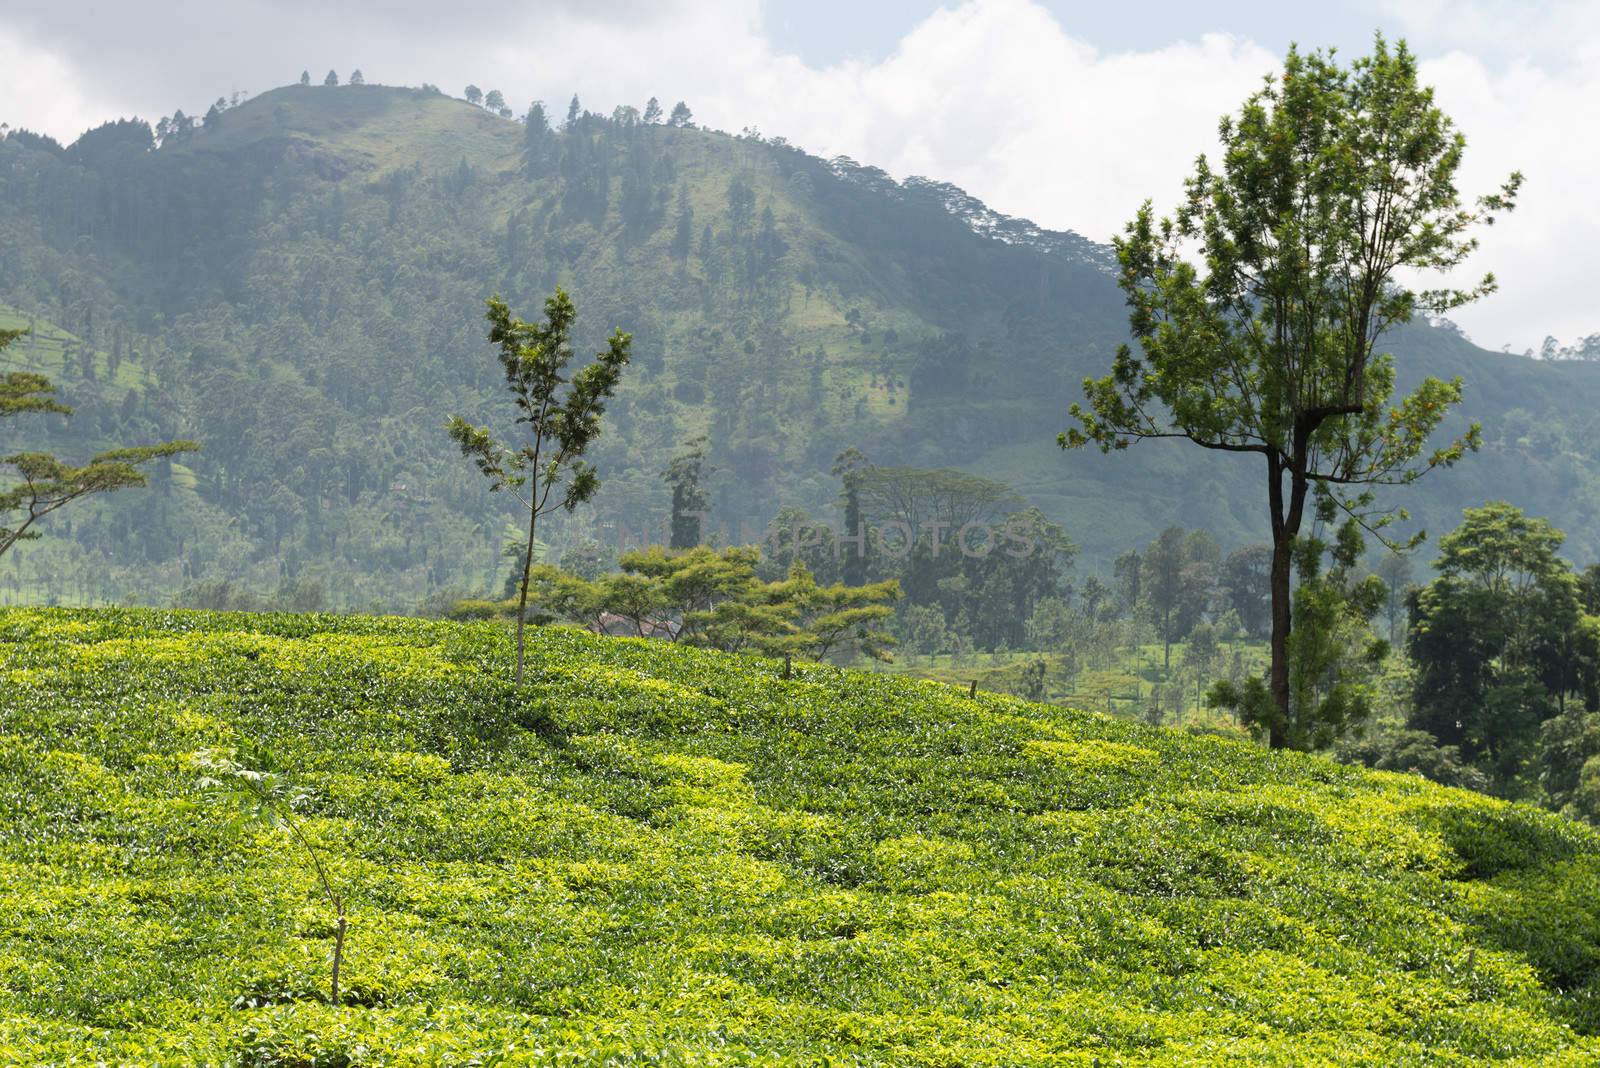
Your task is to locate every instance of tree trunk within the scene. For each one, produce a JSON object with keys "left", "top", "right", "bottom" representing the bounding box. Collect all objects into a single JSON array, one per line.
[
  {"left": 514, "top": 478, "right": 538, "bottom": 685},
  {"left": 330, "top": 895, "right": 346, "bottom": 1007},
  {"left": 1267, "top": 527, "right": 1293, "bottom": 749},
  {"left": 1265, "top": 452, "right": 1309, "bottom": 750}
]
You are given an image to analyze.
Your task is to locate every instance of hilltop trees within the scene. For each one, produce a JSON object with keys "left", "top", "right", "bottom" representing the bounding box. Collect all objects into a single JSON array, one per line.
[
  {"left": 668, "top": 101, "right": 693, "bottom": 128},
  {"left": 447, "top": 290, "right": 631, "bottom": 684},
  {"left": 1064, "top": 37, "right": 1519, "bottom": 748},
  {"left": 323, "top": 70, "right": 338, "bottom": 87},
  {"left": 2, "top": 330, "right": 198, "bottom": 560}
]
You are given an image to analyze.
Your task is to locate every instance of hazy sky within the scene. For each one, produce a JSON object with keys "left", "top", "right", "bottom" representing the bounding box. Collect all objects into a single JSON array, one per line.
[{"left": 2, "top": 0, "right": 1595, "bottom": 353}]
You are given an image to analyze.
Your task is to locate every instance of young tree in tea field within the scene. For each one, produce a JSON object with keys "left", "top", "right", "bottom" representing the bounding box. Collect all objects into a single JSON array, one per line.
[
  {"left": 2, "top": 329, "right": 198, "bottom": 560},
  {"left": 1063, "top": 37, "right": 1520, "bottom": 747},
  {"left": 194, "top": 749, "right": 350, "bottom": 1006},
  {"left": 447, "top": 291, "right": 631, "bottom": 684}
]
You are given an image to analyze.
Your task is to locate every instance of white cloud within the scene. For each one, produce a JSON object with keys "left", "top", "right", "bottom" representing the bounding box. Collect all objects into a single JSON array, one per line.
[
  {"left": 1417, "top": 50, "right": 1600, "bottom": 351},
  {"left": 0, "top": 28, "right": 118, "bottom": 144},
  {"left": 1, "top": 0, "right": 1593, "bottom": 350}
]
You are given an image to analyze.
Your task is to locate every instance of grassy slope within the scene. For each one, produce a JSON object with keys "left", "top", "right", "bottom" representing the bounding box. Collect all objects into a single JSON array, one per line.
[{"left": 4, "top": 609, "right": 1600, "bottom": 1064}]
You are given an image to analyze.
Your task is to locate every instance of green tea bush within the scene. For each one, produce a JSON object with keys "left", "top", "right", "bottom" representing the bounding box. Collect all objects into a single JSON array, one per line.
[{"left": 4, "top": 606, "right": 1600, "bottom": 1063}]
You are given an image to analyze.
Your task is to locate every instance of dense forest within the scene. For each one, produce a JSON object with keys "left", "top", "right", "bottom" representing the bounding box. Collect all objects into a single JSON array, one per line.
[{"left": 4, "top": 80, "right": 1600, "bottom": 614}]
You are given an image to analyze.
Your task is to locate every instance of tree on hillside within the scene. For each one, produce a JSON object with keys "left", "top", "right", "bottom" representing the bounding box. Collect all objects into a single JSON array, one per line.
[
  {"left": 447, "top": 291, "right": 631, "bottom": 684},
  {"left": 1113, "top": 549, "right": 1142, "bottom": 619},
  {"left": 484, "top": 89, "right": 506, "bottom": 114},
  {"left": 556, "top": 546, "right": 899, "bottom": 662},
  {"left": 1064, "top": 37, "right": 1520, "bottom": 748},
  {"left": 1408, "top": 503, "right": 1592, "bottom": 792},
  {"left": 522, "top": 101, "right": 551, "bottom": 176},
  {"left": 349, "top": 70, "right": 365, "bottom": 86},
  {"left": 464, "top": 85, "right": 482, "bottom": 106},
  {"left": 1220, "top": 544, "right": 1273, "bottom": 638},
  {"left": 662, "top": 435, "right": 712, "bottom": 549},
  {"left": 760, "top": 506, "right": 839, "bottom": 586},
  {"left": 2, "top": 329, "right": 199, "bottom": 560},
  {"left": 1581, "top": 565, "right": 1600, "bottom": 616},
  {"left": 323, "top": 70, "right": 338, "bottom": 86},
  {"left": 833, "top": 448, "right": 871, "bottom": 587},
  {"left": 1140, "top": 527, "right": 1212, "bottom": 670},
  {"left": 565, "top": 95, "right": 581, "bottom": 131},
  {"left": 670, "top": 186, "right": 694, "bottom": 260},
  {"left": 668, "top": 101, "right": 693, "bottom": 128},
  {"left": 643, "top": 97, "right": 663, "bottom": 125},
  {"left": 1373, "top": 551, "right": 1414, "bottom": 645},
  {"left": 857, "top": 465, "right": 1022, "bottom": 543},
  {"left": 299, "top": 70, "right": 311, "bottom": 86}
]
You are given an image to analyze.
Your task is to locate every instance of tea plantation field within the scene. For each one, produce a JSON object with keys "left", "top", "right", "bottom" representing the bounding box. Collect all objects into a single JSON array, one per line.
[{"left": 5, "top": 608, "right": 1600, "bottom": 1064}]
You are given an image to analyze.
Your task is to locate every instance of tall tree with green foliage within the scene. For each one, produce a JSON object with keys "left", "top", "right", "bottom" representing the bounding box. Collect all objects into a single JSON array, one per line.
[
  {"left": 1140, "top": 526, "right": 1211, "bottom": 670},
  {"left": 447, "top": 291, "right": 631, "bottom": 684},
  {"left": 1409, "top": 502, "right": 1590, "bottom": 792},
  {"left": 1220, "top": 544, "right": 1273, "bottom": 638},
  {"left": 832, "top": 448, "right": 871, "bottom": 587},
  {"left": 662, "top": 435, "right": 711, "bottom": 549},
  {"left": 1063, "top": 37, "right": 1519, "bottom": 747},
  {"left": 2, "top": 329, "right": 198, "bottom": 560}
]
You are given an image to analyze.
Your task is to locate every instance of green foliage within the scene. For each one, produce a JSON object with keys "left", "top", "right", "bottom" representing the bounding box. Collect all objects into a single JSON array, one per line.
[
  {"left": 661, "top": 435, "right": 710, "bottom": 550},
  {"left": 193, "top": 747, "right": 351, "bottom": 1007},
  {"left": 1410, "top": 503, "right": 1598, "bottom": 795},
  {"left": 2, "top": 329, "right": 199, "bottom": 558},
  {"left": 533, "top": 545, "right": 901, "bottom": 663},
  {"left": 1213, "top": 512, "right": 1388, "bottom": 750},
  {"left": 1065, "top": 36, "right": 1516, "bottom": 743},
  {"left": 447, "top": 289, "right": 631, "bottom": 682},
  {"left": 4, "top": 606, "right": 1600, "bottom": 1061}
]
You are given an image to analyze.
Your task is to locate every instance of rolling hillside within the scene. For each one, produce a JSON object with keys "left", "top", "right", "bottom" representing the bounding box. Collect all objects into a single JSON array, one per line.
[
  {"left": 4, "top": 607, "right": 1600, "bottom": 1062},
  {"left": 3, "top": 83, "right": 1599, "bottom": 606}
]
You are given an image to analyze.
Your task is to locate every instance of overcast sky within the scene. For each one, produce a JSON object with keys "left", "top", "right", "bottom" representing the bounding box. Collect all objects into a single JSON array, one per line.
[{"left": 2, "top": 0, "right": 1595, "bottom": 353}]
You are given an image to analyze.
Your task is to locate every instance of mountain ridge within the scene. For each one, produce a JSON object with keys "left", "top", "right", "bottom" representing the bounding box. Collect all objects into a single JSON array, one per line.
[{"left": 2, "top": 81, "right": 1598, "bottom": 606}]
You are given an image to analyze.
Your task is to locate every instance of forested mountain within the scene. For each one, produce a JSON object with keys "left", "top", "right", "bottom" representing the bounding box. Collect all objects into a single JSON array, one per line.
[{"left": 3, "top": 81, "right": 1598, "bottom": 607}]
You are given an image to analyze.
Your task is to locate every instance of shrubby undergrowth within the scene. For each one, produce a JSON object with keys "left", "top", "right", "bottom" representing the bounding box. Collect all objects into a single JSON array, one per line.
[{"left": 4, "top": 607, "right": 1600, "bottom": 1064}]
